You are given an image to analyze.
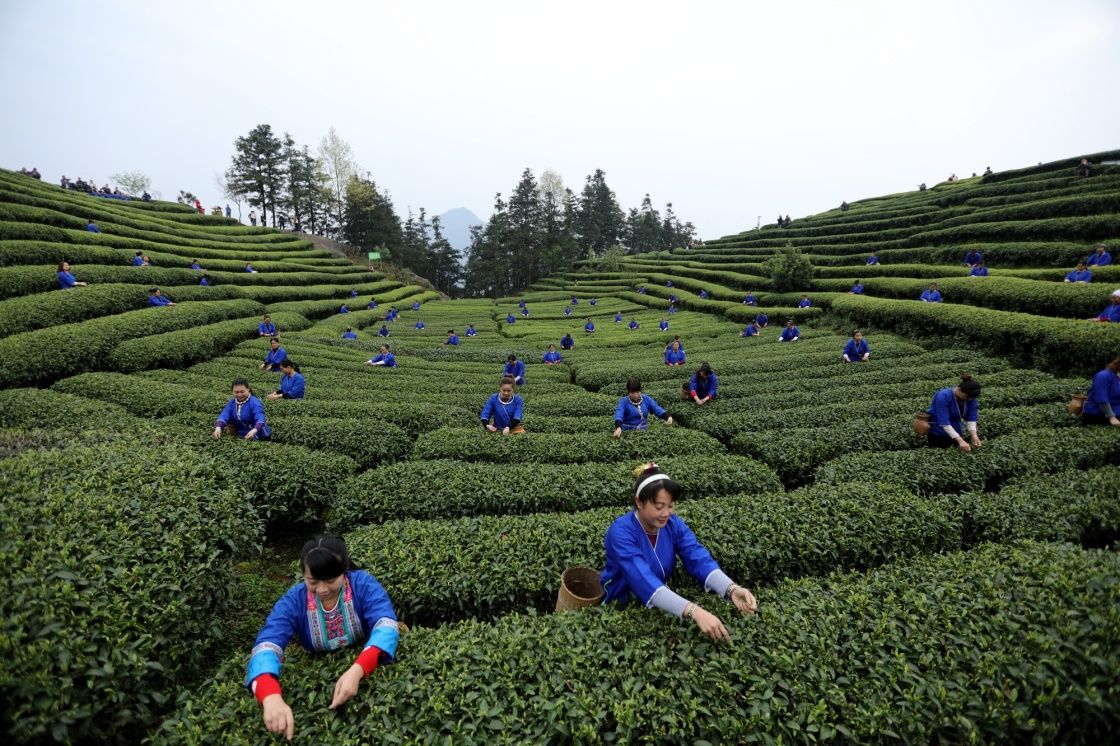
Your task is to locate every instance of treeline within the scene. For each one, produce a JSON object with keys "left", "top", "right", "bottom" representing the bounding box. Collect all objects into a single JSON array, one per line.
[
  {"left": 464, "top": 167, "right": 696, "bottom": 297},
  {"left": 223, "top": 125, "right": 695, "bottom": 297}
]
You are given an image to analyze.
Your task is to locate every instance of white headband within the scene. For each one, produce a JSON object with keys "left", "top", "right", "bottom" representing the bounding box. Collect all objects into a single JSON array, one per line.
[{"left": 635, "top": 473, "right": 670, "bottom": 499}]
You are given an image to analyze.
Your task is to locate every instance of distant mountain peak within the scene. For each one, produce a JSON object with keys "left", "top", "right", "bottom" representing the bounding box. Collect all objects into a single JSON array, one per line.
[{"left": 436, "top": 207, "right": 483, "bottom": 251}]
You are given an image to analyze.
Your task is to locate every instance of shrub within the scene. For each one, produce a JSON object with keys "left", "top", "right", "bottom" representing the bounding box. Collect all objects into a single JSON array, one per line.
[
  {"left": 764, "top": 245, "right": 815, "bottom": 292},
  {"left": 328, "top": 455, "right": 783, "bottom": 530},
  {"left": 0, "top": 387, "right": 140, "bottom": 430},
  {"left": 0, "top": 441, "right": 261, "bottom": 743},
  {"left": 410, "top": 427, "right": 723, "bottom": 464},
  {"left": 155, "top": 543, "right": 1120, "bottom": 744}
]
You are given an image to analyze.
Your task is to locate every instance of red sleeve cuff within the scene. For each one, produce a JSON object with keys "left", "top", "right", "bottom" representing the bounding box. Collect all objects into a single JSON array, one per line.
[
  {"left": 355, "top": 646, "right": 383, "bottom": 677},
  {"left": 690, "top": 390, "right": 698, "bottom": 397},
  {"left": 252, "top": 674, "right": 282, "bottom": 704}
]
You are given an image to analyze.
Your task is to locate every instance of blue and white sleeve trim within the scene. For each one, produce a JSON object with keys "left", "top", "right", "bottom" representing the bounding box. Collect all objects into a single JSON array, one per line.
[
  {"left": 365, "top": 618, "right": 400, "bottom": 659},
  {"left": 245, "top": 642, "right": 284, "bottom": 689}
]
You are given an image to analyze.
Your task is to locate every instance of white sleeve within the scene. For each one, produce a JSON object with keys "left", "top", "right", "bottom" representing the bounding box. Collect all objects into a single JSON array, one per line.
[
  {"left": 942, "top": 426, "right": 961, "bottom": 440},
  {"left": 966, "top": 421, "right": 978, "bottom": 433},
  {"left": 703, "top": 569, "right": 734, "bottom": 598},
  {"left": 647, "top": 586, "right": 691, "bottom": 618}
]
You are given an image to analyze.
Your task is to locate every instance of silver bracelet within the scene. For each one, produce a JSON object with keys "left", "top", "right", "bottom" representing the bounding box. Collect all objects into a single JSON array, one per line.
[{"left": 725, "top": 583, "right": 739, "bottom": 599}]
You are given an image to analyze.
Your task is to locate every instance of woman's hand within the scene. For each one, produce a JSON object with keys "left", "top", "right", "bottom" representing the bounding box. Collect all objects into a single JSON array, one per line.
[
  {"left": 261, "top": 693, "right": 294, "bottom": 741},
  {"left": 691, "top": 606, "right": 730, "bottom": 642},
  {"left": 956, "top": 438, "right": 972, "bottom": 452},
  {"left": 665, "top": 416, "right": 674, "bottom": 426},
  {"left": 245, "top": 428, "right": 258, "bottom": 440},
  {"left": 486, "top": 424, "right": 498, "bottom": 433},
  {"left": 1110, "top": 416, "right": 1120, "bottom": 427},
  {"left": 612, "top": 427, "right": 622, "bottom": 438},
  {"left": 501, "top": 426, "right": 510, "bottom": 435},
  {"left": 211, "top": 427, "right": 223, "bottom": 440},
  {"left": 731, "top": 586, "right": 758, "bottom": 614},
  {"left": 970, "top": 433, "right": 982, "bottom": 448},
  {"left": 329, "top": 664, "right": 364, "bottom": 710}
]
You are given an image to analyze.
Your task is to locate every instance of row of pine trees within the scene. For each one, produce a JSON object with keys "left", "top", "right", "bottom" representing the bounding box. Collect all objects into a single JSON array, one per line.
[{"left": 223, "top": 124, "right": 695, "bottom": 297}]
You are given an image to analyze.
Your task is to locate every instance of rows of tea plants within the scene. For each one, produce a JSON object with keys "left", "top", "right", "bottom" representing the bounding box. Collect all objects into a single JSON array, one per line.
[{"left": 1, "top": 156, "right": 1118, "bottom": 744}]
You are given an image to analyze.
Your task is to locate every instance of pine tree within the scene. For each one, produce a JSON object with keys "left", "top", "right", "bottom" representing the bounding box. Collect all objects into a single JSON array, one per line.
[
  {"left": 227, "top": 124, "right": 284, "bottom": 227},
  {"left": 342, "top": 175, "right": 403, "bottom": 259},
  {"left": 427, "top": 215, "right": 463, "bottom": 295},
  {"left": 575, "top": 169, "right": 625, "bottom": 257},
  {"left": 506, "top": 168, "right": 543, "bottom": 293}
]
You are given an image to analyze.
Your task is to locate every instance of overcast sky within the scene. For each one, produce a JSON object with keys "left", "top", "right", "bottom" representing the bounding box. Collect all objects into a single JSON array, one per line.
[{"left": 2, "top": 0, "right": 1117, "bottom": 239}]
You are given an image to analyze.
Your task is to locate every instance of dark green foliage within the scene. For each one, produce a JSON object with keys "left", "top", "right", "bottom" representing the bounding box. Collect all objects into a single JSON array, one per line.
[
  {"left": 328, "top": 455, "right": 782, "bottom": 530},
  {"left": 765, "top": 245, "right": 815, "bottom": 291},
  {"left": 154, "top": 543, "right": 1120, "bottom": 744},
  {"left": 0, "top": 442, "right": 261, "bottom": 744},
  {"left": 411, "top": 426, "right": 723, "bottom": 464}
]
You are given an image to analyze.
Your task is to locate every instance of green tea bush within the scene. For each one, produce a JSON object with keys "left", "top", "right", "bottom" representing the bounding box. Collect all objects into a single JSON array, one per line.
[
  {"left": 815, "top": 427, "right": 1120, "bottom": 495},
  {"left": 344, "top": 481, "right": 959, "bottom": 624},
  {"left": 0, "top": 386, "right": 140, "bottom": 430},
  {"left": 0, "top": 299, "right": 264, "bottom": 387},
  {"left": 0, "top": 442, "right": 261, "bottom": 743},
  {"left": 155, "top": 543, "right": 1120, "bottom": 744},
  {"left": 328, "top": 455, "right": 782, "bottom": 529},
  {"left": 410, "top": 427, "right": 722, "bottom": 464}
]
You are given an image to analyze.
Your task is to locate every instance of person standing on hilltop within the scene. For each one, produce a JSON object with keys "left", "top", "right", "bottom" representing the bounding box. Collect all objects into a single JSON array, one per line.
[{"left": 250, "top": 210, "right": 257, "bottom": 226}]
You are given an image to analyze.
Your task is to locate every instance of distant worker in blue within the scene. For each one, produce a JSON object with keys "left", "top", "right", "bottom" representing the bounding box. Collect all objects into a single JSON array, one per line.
[
  {"left": 1093, "top": 289, "right": 1120, "bottom": 322},
  {"left": 615, "top": 312, "right": 623, "bottom": 324},
  {"left": 259, "top": 315, "right": 277, "bottom": 337},
  {"left": 411, "top": 301, "right": 421, "bottom": 311},
  {"left": 481, "top": 376, "right": 525, "bottom": 435},
  {"left": 699, "top": 289, "right": 709, "bottom": 299},
  {"left": 85, "top": 218, "right": 100, "bottom": 233},
  {"left": 212, "top": 379, "right": 270, "bottom": 440},
  {"left": 612, "top": 378, "right": 673, "bottom": 437},
  {"left": 778, "top": 320, "right": 800, "bottom": 342},
  {"left": 667, "top": 304, "right": 677, "bottom": 315},
  {"left": 564, "top": 306, "right": 572, "bottom": 316},
  {"left": 543, "top": 344, "right": 562, "bottom": 365},
  {"left": 742, "top": 292, "right": 757, "bottom": 305},
  {"left": 133, "top": 251, "right": 146, "bottom": 266},
  {"left": 560, "top": 333, "right": 575, "bottom": 350},
  {"left": 267, "top": 359, "right": 305, "bottom": 401},
  {"left": 506, "top": 313, "right": 516, "bottom": 325},
  {"left": 1081, "top": 354, "right": 1120, "bottom": 426},
  {"left": 244, "top": 535, "right": 398, "bottom": 740},
  {"left": 415, "top": 318, "right": 425, "bottom": 331},
  {"left": 260, "top": 338, "right": 287, "bottom": 371},
  {"left": 970, "top": 261, "right": 989, "bottom": 277},
  {"left": 518, "top": 299, "right": 527, "bottom": 308},
  {"left": 56, "top": 261, "right": 86, "bottom": 289},
  {"left": 571, "top": 296, "right": 579, "bottom": 305},
  {"left": 1065, "top": 262, "right": 1093, "bottom": 284},
  {"left": 386, "top": 306, "right": 399, "bottom": 321},
  {"left": 866, "top": 252, "right": 880, "bottom": 265},
  {"left": 669, "top": 293, "right": 678, "bottom": 304},
  {"left": 638, "top": 286, "right": 647, "bottom": 294},
  {"left": 755, "top": 312, "right": 769, "bottom": 327},
  {"left": 798, "top": 295, "right": 812, "bottom": 308},
  {"left": 199, "top": 273, "right": 212, "bottom": 286},
  {"left": 191, "top": 259, "right": 203, "bottom": 270},
  {"left": 849, "top": 279, "right": 864, "bottom": 294},
  {"left": 1086, "top": 244, "right": 1112, "bottom": 267},
  {"left": 339, "top": 304, "right": 350, "bottom": 314},
  {"left": 666, "top": 280, "right": 673, "bottom": 288},
  {"left": 628, "top": 319, "right": 640, "bottom": 330},
  {"left": 920, "top": 283, "right": 943, "bottom": 302},
  {"left": 364, "top": 344, "right": 397, "bottom": 368},
  {"left": 341, "top": 327, "right": 358, "bottom": 340},
  {"left": 245, "top": 262, "right": 257, "bottom": 273},
  {"left": 502, "top": 353, "right": 525, "bottom": 385},
  {"left": 446, "top": 329, "right": 460, "bottom": 346},
  {"left": 148, "top": 287, "right": 175, "bottom": 306},
  {"left": 926, "top": 375, "right": 982, "bottom": 451},
  {"left": 521, "top": 307, "right": 529, "bottom": 317},
  {"left": 377, "top": 324, "right": 390, "bottom": 337},
  {"left": 590, "top": 298, "right": 598, "bottom": 306},
  {"left": 659, "top": 317, "right": 669, "bottom": 331},
  {"left": 600, "top": 463, "right": 757, "bottom": 640},
  {"left": 842, "top": 330, "right": 870, "bottom": 362},
  {"left": 741, "top": 320, "right": 762, "bottom": 337},
  {"left": 686, "top": 363, "right": 718, "bottom": 406},
  {"left": 664, "top": 340, "right": 686, "bottom": 366},
  {"left": 585, "top": 318, "right": 596, "bottom": 334},
  {"left": 350, "top": 289, "right": 359, "bottom": 298},
  {"left": 368, "top": 298, "right": 379, "bottom": 310},
  {"left": 963, "top": 248, "right": 983, "bottom": 267},
  {"left": 466, "top": 323, "right": 477, "bottom": 336}
]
